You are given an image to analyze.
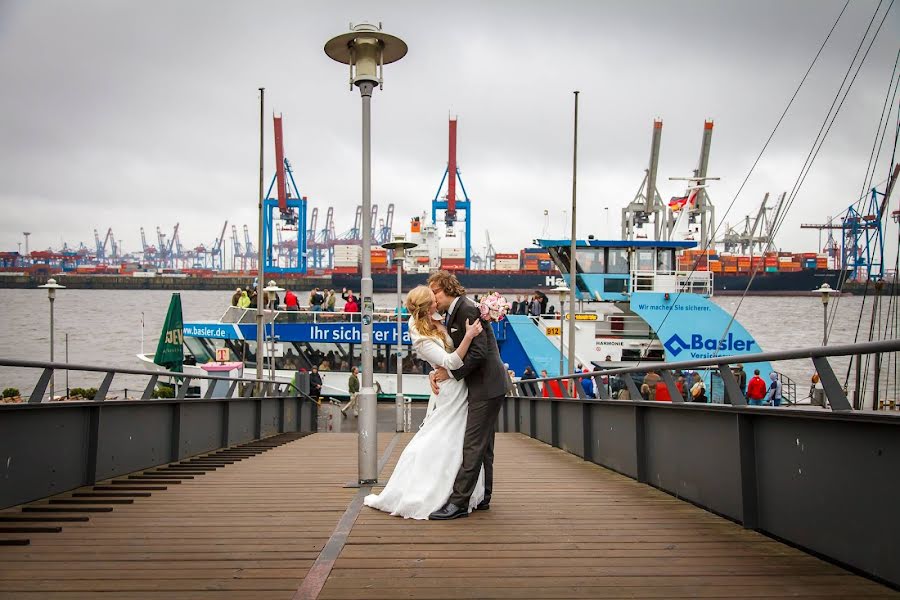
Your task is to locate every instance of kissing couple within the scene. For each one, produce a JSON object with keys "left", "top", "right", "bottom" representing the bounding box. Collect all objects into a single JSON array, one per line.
[{"left": 364, "top": 270, "right": 508, "bottom": 520}]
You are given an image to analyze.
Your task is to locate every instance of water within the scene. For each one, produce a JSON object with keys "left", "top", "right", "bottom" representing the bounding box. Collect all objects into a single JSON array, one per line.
[{"left": 1, "top": 289, "right": 896, "bottom": 404}]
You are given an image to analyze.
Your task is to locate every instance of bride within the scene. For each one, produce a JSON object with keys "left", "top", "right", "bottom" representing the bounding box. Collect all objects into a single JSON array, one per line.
[{"left": 364, "top": 285, "right": 485, "bottom": 519}]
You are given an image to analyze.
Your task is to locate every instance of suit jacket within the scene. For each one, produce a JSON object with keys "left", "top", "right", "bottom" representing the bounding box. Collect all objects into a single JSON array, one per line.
[{"left": 446, "top": 296, "right": 509, "bottom": 400}]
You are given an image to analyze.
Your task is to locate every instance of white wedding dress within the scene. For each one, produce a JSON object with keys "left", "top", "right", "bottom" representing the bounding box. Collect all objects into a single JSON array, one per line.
[{"left": 364, "top": 318, "right": 485, "bottom": 519}]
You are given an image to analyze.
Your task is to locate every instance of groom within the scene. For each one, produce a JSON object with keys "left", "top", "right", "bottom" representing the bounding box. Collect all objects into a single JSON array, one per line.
[{"left": 427, "top": 270, "right": 509, "bottom": 520}]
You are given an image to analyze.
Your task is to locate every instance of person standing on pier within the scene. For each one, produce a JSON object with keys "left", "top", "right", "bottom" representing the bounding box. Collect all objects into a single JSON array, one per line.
[{"left": 427, "top": 271, "right": 509, "bottom": 520}]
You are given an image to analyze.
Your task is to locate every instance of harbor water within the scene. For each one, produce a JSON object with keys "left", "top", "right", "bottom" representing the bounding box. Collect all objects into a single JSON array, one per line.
[{"left": 0, "top": 289, "right": 895, "bottom": 405}]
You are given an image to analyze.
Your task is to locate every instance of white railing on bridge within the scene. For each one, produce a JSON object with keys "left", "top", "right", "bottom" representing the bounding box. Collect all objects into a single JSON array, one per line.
[{"left": 630, "top": 269, "right": 714, "bottom": 297}]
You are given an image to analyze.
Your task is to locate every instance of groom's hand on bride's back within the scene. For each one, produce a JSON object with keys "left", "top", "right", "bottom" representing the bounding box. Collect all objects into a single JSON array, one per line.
[{"left": 430, "top": 367, "right": 450, "bottom": 394}]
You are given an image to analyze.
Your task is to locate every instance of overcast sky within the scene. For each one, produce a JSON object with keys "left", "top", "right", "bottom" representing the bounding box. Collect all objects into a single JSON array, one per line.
[{"left": 1, "top": 0, "right": 898, "bottom": 261}]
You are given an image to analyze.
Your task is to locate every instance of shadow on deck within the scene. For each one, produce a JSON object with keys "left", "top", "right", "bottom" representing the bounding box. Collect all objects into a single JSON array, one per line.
[{"left": 0, "top": 432, "right": 895, "bottom": 599}]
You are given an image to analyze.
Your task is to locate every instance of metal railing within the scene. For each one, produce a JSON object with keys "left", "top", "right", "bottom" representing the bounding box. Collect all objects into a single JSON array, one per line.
[
  {"left": 0, "top": 358, "right": 319, "bottom": 510},
  {"left": 498, "top": 338, "right": 900, "bottom": 588},
  {"left": 219, "top": 306, "right": 403, "bottom": 325},
  {"left": 630, "top": 269, "right": 714, "bottom": 296},
  {"left": 0, "top": 357, "right": 311, "bottom": 403},
  {"left": 510, "top": 338, "right": 900, "bottom": 412}
]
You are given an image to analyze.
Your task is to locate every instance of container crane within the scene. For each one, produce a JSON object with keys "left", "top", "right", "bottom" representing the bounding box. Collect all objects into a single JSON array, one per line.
[
  {"left": 431, "top": 117, "right": 473, "bottom": 267},
  {"left": 321, "top": 207, "right": 337, "bottom": 269},
  {"left": 243, "top": 225, "right": 256, "bottom": 270},
  {"left": 377, "top": 203, "right": 394, "bottom": 244},
  {"left": 210, "top": 221, "right": 228, "bottom": 270},
  {"left": 230, "top": 224, "right": 243, "bottom": 271},
  {"left": 622, "top": 119, "right": 669, "bottom": 242},
  {"left": 262, "top": 114, "right": 307, "bottom": 274}
]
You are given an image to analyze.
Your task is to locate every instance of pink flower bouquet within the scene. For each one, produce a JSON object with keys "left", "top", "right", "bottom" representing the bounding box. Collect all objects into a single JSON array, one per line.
[{"left": 478, "top": 292, "right": 511, "bottom": 322}]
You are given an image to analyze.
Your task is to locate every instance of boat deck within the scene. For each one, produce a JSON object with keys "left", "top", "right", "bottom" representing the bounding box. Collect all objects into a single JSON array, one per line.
[{"left": 0, "top": 432, "right": 895, "bottom": 599}]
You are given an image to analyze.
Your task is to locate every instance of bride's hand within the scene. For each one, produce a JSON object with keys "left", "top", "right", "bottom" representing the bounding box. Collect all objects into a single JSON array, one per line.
[{"left": 464, "top": 318, "right": 483, "bottom": 339}]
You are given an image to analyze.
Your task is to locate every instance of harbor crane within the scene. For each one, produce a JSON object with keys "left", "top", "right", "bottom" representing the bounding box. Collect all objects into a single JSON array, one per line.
[
  {"left": 431, "top": 117, "right": 473, "bottom": 268},
  {"left": 210, "top": 221, "right": 228, "bottom": 270},
  {"left": 230, "top": 224, "right": 244, "bottom": 271},
  {"left": 262, "top": 114, "right": 307, "bottom": 274},
  {"left": 622, "top": 119, "right": 669, "bottom": 242},
  {"left": 801, "top": 164, "right": 898, "bottom": 280},
  {"left": 668, "top": 120, "right": 718, "bottom": 249},
  {"left": 717, "top": 192, "right": 785, "bottom": 255},
  {"left": 243, "top": 225, "right": 256, "bottom": 270}
]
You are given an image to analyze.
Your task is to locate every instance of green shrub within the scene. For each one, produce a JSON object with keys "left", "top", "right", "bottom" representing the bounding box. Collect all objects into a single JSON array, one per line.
[
  {"left": 69, "top": 387, "right": 99, "bottom": 400},
  {"left": 151, "top": 385, "right": 175, "bottom": 399},
  {"left": 2, "top": 387, "right": 20, "bottom": 398}
]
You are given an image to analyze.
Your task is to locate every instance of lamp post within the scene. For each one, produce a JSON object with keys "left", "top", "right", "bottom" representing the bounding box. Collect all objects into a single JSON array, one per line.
[
  {"left": 38, "top": 278, "right": 65, "bottom": 401},
  {"left": 812, "top": 283, "right": 839, "bottom": 345},
  {"left": 262, "top": 281, "right": 284, "bottom": 381},
  {"left": 325, "top": 22, "right": 407, "bottom": 484},
  {"left": 552, "top": 284, "right": 570, "bottom": 377},
  {"left": 256, "top": 87, "right": 266, "bottom": 394},
  {"left": 568, "top": 91, "right": 579, "bottom": 380},
  {"left": 382, "top": 235, "right": 417, "bottom": 432}
]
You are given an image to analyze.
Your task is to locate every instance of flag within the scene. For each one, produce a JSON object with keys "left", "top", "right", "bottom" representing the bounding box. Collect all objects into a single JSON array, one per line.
[
  {"left": 153, "top": 293, "right": 184, "bottom": 373},
  {"left": 668, "top": 189, "right": 698, "bottom": 212}
]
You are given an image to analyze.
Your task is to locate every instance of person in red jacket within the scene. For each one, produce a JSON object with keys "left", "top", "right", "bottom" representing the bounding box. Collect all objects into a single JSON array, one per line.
[{"left": 746, "top": 369, "right": 767, "bottom": 406}]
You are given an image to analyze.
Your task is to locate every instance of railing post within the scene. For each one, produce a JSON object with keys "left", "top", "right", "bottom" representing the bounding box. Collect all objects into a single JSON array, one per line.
[
  {"left": 737, "top": 413, "right": 758, "bottom": 529},
  {"left": 873, "top": 352, "right": 881, "bottom": 410},
  {"left": 634, "top": 405, "right": 646, "bottom": 484},
  {"left": 94, "top": 372, "right": 115, "bottom": 401},
  {"left": 718, "top": 365, "right": 746, "bottom": 406},
  {"left": 551, "top": 400, "right": 559, "bottom": 448},
  {"left": 623, "top": 373, "right": 643, "bottom": 401},
  {"left": 86, "top": 405, "right": 102, "bottom": 485},
  {"left": 582, "top": 401, "right": 593, "bottom": 462},
  {"left": 171, "top": 402, "right": 183, "bottom": 461},
  {"left": 529, "top": 399, "right": 537, "bottom": 438},
  {"left": 29, "top": 368, "right": 53, "bottom": 403},
  {"left": 812, "top": 356, "right": 852, "bottom": 411},
  {"left": 142, "top": 374, "right": 159, "bottom": 400},
  {"left": 660, "top": 370, "right": 684, "bottom": 403}
]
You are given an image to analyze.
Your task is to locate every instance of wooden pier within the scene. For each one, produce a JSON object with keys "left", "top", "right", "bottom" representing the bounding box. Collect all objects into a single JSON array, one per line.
[{"left": 0, "top": 432, "right": 895, "bottom": 599}]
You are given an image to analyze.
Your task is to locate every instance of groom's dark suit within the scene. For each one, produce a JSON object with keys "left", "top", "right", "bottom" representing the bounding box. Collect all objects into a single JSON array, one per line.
[{"left": 445, "top": 296, "right": 509, "bottom": 507}]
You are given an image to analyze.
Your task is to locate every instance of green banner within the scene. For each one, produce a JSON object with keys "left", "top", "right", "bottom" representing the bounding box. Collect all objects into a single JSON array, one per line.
[{"left": 153, "top": 293, "right": 184, "bottom": 373}]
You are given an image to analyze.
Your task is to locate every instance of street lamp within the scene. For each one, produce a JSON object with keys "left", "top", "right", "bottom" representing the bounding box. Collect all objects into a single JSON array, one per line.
[
  {"left": 38, "top": 278, "right": 65, "bottom": 401},
  {"left": 812, "top": 283, "right": 840, "bottom": 345},
  {"left": 382, "top": 234, "right": 417, "bottom": 432},
  {"left": 325, "top": 22, "right": 408, "bottom": 485},
  {"left": 262, "top": 281, "right": 284, "bottom": 381},
  {"left": 552, "top": 284, "right": 570, "bottom": 377}
]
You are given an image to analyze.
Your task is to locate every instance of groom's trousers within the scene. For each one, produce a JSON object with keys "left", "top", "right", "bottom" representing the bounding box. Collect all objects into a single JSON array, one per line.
[{"left": 448, "top": 393, "right": 505, "bottom": 506}]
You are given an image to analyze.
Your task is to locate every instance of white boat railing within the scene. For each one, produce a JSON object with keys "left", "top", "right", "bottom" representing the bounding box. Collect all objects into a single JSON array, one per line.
[
  {"left": 219, "top": 306, "right": 403, "bottom": 325},
  {"left": 630, "top": 269, "right": 714, "bottom": 297}
]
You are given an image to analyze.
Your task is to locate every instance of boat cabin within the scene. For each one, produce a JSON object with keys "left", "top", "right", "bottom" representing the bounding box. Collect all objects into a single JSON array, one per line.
[{"left": 538, "top": 239, "right": 712, "bottom": 301}]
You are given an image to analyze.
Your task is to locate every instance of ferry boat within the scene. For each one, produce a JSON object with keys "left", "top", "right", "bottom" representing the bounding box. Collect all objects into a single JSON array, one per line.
[
  {"left": 138, "top": 306, "right": 433, "bottom": 400},
  {"left": 491, "top": 238, "right": 774, "bottom": 401}
]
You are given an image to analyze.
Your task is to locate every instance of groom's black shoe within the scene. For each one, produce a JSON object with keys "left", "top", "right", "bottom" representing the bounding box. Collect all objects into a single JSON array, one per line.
[
  {"left": 429, "top": 502, "right": 468, "bottom": 520},
  {"left": 475, "top": 500, "right": 490, "bottom": 511}
]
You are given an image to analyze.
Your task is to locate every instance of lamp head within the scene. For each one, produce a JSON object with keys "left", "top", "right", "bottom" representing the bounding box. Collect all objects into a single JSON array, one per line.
[
  {"left": 812, "top": 282, "right": 837, "bottom": 305},
  {"left": 324, "top": 22, "right": 408, "bottom": 89},
  {"left": 382, "top": 234, "right": 417, "bottom": 260},
  {"left": 38, "top": 277, "right": 65, "bottom": 299}
]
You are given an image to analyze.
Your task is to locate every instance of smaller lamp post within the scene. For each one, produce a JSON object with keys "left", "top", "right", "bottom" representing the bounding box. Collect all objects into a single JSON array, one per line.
[
  {"left": 38, "top": 278, "right": 65, "bottom": 401},
  {"left": 812, "top": 283, "right": 840, "bottom": 345},
  {"left": 382, "top": 235, "right": 418, "bottom": 432},
  {"left": 551, "top": 284, "right": 570, "bottom": 377},
  {"left": 262, "top": 281, "right": 284, "bottom": 381}
]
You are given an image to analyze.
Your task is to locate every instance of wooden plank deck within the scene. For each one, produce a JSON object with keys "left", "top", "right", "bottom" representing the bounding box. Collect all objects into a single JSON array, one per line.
[{"left": 0, "top": 433, "right": 896, "bottom": 599}]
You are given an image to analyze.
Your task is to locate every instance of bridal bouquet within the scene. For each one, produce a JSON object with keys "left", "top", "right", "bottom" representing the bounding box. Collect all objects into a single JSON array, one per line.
[{"left": 478, "top": 292, "right": 511, "bottom": 322}]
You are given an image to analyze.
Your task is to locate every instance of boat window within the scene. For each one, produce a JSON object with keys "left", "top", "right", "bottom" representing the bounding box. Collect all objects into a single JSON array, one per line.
[
  {"left": 607, "top": 248, "right": 629, "bottom": 274},
  {"left": 657, "top": 249, "right": 675, "bottom": 271},
  {"left": 635, "top": 249, "right": 655, "bottom": 271},
  {"left": 184, "top": 337, "right": 215, "bottom": 364},
  {"left": 603, "top": 278, "right": 627, "bottom": 293},
  {"left": 575, "top": 249, "right": 605, "bottom": 274}
]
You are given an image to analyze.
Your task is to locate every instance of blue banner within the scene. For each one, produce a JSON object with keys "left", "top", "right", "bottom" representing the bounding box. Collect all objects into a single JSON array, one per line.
[{"left": 184, "top": 321, "right": 411, "bottom": 345}]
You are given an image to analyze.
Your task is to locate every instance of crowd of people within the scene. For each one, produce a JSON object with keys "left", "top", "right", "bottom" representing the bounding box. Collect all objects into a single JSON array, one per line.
[
  {"left": 508, "top": 360, "right": 784, "bottom": 406},
  {"left": 230, "top": 283, "right": 361, "bottom": 313}
]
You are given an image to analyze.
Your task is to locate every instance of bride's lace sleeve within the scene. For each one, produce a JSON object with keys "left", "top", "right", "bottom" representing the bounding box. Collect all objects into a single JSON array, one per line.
[{"left": 409, "top": 319, "right": 463, "bottom": 370}]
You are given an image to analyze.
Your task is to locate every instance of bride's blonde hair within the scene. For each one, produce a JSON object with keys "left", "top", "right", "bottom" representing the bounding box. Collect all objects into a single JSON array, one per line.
[{"left": 406, "top": 285, "right": 451, "bottom": 352}]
